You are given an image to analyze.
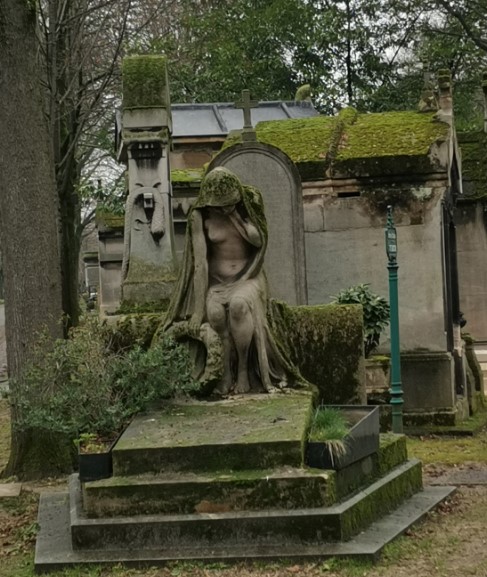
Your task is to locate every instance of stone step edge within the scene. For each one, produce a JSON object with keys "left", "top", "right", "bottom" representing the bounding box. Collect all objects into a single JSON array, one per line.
[
  {"left": 82, "top": 434, "right": 408, "bottom": 518},
  {"left": 34, "top": 485, "right": 456, "bottom": 572},
  {"left": 71, "top": 459, "right": 421, "bottom": 531},
  {"left": 90, "top": 433, "right": 407, "bottom": 490},
  {"left": 82, "top": 467, "right": 336, "bottom": 517}
]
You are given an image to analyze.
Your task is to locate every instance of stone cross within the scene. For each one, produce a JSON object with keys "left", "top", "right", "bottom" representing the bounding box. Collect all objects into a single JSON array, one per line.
[{"left": 235, "top": 89, "right": 258, "bottom": 142}]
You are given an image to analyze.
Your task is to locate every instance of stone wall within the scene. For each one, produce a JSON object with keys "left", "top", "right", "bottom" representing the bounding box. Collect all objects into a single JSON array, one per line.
[{"left": 302, "top": 180, "right": 448, "bottom": 352}]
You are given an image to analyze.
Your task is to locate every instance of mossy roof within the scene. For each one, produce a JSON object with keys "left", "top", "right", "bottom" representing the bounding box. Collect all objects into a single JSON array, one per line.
[
  {"left": 458, "top": 131, "right": 487, "bottom": 200},
  {"left": 221, "top": 108, "right": 451, "bottom": 180}
]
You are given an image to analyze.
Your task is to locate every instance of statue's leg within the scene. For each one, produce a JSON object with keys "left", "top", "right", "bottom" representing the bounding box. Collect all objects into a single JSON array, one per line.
[
  {"left": 229, "top": 296, "right": 253, "bottom": 394},
  {"left": 207, "top": 298, "right": 233, "bottom": 393}
]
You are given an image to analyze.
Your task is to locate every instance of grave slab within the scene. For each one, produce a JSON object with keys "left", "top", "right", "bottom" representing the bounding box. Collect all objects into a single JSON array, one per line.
[{"left": 112, "top": 392, "right": 314, "bottom": 475}]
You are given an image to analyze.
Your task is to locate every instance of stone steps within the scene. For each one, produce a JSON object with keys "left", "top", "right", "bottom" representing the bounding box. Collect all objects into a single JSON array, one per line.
[
  {"left": 35, "top": 485, "right": 455, "bottom": 571},
  {"left": 71, "top": 459, "right": 423, "bottom": 550},
  {"left": 84, "top": 434, "right": 408, "bottom": 518}
]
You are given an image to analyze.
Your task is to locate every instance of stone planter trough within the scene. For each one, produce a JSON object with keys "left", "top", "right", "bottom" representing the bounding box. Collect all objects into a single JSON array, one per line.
[{"left": 306, "top": 405, "right": 380, "bottom": 470}]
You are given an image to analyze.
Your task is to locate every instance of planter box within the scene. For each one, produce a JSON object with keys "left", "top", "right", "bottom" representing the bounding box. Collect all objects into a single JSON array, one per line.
[
  {"left": 306, "top": 405, "right": 380, "bottom": 470},
  {"left": 78, "top": 431, "right": 125, "bottom": 483},
  {"left": 78, "top": 449, "right": 113, "bottom": 483}
]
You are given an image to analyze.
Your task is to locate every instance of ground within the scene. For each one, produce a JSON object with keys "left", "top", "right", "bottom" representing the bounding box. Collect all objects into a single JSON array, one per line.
[{"left": 1, "top": 399, "right": 487, "bottom": 576}]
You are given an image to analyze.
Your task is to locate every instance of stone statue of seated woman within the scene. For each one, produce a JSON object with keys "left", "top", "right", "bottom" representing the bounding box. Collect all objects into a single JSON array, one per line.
[{"left": 162, "top": 167, "right": 295, "bottom": 395}]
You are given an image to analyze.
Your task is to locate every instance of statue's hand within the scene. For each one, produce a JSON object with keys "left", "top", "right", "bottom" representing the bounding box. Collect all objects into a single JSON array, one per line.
[{"left": 188, "top": 313, "right": 203, "bottom": 336}]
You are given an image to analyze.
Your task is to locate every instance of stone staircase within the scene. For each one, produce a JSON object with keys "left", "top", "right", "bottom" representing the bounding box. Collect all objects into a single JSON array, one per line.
[{"left": 35, "top": 393, "right": 454, "bottom": 571}]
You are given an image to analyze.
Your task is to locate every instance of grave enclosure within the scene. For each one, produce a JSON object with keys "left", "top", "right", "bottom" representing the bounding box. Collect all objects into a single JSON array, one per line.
[
  {"left": 91, "top": 58, "right": 487, "bottom": 426},
  {"left": 34, "top": 55, "right": 466, "bottom": 570}
]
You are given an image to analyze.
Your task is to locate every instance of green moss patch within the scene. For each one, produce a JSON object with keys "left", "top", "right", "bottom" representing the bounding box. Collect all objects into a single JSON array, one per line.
[
  {"left": 270, "top": 301, "right": 365, "bottom": 404},
  {"left": 458, "top": 131, "right": 487, "bottom": 200},
  {"left": 336, "top": 111, "right": 447, "bottom": 160},
  {"left": 122, "top": 55, "right": 169, "bottom": 110},
  {"left": 220, "top": 108, "right": 450, "bottom": 181},
  {"left": 113, "top": 392, "right": 314, "bottom": 474},
  {"left": 171, "top": 168, "right": 205, "bottom": 184},
  {"left": 340, "top": 459, "right": 422, "bottom": 539}
]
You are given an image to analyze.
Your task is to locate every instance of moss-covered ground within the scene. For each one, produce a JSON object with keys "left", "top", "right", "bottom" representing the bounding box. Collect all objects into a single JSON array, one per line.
[{"left": 1, "top": 399, "right": 487, "bottom": 576}]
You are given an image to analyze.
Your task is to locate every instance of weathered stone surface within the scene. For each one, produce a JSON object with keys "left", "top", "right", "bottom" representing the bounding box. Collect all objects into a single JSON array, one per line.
[
  {"left": 112, "top": 392, "right": 314, "bottom": 475},
  {"left": 82, "top": 467, "right": 336, "bottom": 518},
  {"left": 85, "top": 433, "right": 408, "bottom": 518},
  {"left": 70, "top": 459, "right": 423, "bottom": 550},
  {"left": 119, "top": 55, "right": 177, "bottom": 309},
  {"left": 0, "top": 483, "right": 21, "bottom": 498},
  {"left": 162, "top": 167, "right": 299, "bottom": 395}
]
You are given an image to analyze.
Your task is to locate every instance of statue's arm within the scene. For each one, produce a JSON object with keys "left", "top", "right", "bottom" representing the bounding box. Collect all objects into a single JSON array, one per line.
[
  {"left": 190, "top": 210, "right": 208, "bottom": 326},
  {"left": 227, "top": 209, "right": 262, "bottom": 248}
]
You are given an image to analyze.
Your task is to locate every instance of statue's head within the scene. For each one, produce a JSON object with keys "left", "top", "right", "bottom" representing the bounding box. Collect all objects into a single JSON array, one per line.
[{"left": 199, "top": 167, "right": 243, "bottom": 207}]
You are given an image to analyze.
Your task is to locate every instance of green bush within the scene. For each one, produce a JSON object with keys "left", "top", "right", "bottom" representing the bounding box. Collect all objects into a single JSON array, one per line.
[
  {"left": 12, "top": 318, "right": 198, "bottom": 442},
  {"left": 332, "top": 284, "right": 390, "bottom": 357}
]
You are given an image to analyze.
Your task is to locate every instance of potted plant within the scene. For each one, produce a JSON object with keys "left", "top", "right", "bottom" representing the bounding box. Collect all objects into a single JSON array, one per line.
[
  {"left": 75, "top": 433, "right": 118, "bottom": 482},
  {"left": 306, "top": 405, "right": 380, "bottom": 470}
]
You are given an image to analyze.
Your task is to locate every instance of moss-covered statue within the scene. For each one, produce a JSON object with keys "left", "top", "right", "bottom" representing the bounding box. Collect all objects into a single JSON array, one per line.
[{"left": 162, "top": 167, "right": 296, "bottom": 395}]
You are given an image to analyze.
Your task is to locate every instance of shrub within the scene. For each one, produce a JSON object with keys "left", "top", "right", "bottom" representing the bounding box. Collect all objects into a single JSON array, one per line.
[
  {"left": 332, "top": 284, "right": 390, "bottom": 357},
  {"left": 12, "top": 317, "right": 198, "bottom": 442}
]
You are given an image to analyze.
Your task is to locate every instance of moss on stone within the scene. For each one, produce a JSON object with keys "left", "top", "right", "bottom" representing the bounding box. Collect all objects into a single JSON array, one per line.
[
  {"left": 340, "top": 460, "right": 422, "bottom": 539},
  {"left": 116, "top": 301, "right": 168, "bottom": 315},
  {"left": 171, "top": 168, "right": 205, "bottom": 184},
  {"left": 270, "top": 301, "right": 365, "bottom": 404},
  {"left": 109, "top": 314, "right": 161, "bottom": 351},
  {"left": 95, "top": 209, "right": 125, "bottom": 231},
  {"left": 377, "top": 434, "right": 407, "bottom": 476},
  {"left": 122, "top": 55, "right": 169, "bottom": 110},
  {"left": 220, "top": 108, "right": 449, "bottom": 181},
  {"left": 458, "top": 131, "right": 487, "bottom": 200}
]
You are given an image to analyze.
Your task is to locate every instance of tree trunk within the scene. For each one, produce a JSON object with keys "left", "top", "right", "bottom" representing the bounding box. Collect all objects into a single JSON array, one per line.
[{"left": 0, "top": 0, "right": 70, "bottom": 478}]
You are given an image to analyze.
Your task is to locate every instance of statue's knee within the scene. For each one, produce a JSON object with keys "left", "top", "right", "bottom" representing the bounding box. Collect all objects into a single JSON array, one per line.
[
  {"left": 207, "top": 302, "right": 226, "bottom": 331},
  {"left": 229, "top": 296, "right": 250, "bottom": 321}
]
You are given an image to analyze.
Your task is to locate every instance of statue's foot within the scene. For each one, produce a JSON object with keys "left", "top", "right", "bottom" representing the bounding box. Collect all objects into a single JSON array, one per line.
[
  {"left": 214, "top": 374, "right": 233, "bottom": 395},
  {"left": 233, "top": 375, "right": 250, "bottom": 394}
]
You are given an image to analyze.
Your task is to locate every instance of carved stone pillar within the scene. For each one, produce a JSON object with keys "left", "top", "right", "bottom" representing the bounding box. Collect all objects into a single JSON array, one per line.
[{"left": 117, "top": 55, "right": 177, "bottom": 308}]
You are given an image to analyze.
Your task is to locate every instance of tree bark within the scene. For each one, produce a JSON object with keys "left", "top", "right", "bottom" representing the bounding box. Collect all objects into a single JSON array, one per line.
[{"left": 0, "top": 0, "right": 69, "bottom": 477}]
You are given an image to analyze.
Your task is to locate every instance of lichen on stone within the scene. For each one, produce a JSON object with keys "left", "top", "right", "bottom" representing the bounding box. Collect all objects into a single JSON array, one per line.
[{"left": 458, "top": 131, "right": 487, "bottom": 200}]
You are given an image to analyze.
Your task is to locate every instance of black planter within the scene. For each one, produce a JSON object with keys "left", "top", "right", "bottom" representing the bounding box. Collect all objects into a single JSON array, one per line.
[
  {"left": 78, "top": 450, "right": 113, "bottom": 482},
  {"left": 306, "top": 405, "right": 380, "bottom": 470}
]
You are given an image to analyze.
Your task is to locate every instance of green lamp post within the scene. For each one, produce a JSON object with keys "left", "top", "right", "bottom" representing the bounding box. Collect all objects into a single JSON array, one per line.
[{"left": 385, "top": 205, "right": 404, "bottom": 434}]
